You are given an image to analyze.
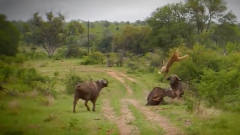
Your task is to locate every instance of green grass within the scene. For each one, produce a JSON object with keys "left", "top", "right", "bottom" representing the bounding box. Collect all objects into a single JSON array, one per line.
[
  {"left": 2, "top": 58, "right": 240, "bottom": 135},
  {"left": 0, "top": 95, "right": 118, "bottom": 135},
  {"left": 0, "top": 59, "right": 122, "bottom": 135},
  {"left": 186, "top": 112, "right": 240, "bottom": 135},
  {"left": 124, "top": 68, "right": 240, "bottom": 135},
  {"left": 126, "top": 72, "right": 170, "bottom": 104},
  {"left": 128, "top": 104, "right": 164, "bottom": 135}
]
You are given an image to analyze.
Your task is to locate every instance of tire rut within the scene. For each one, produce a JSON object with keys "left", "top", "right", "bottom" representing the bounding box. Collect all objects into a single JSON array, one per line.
[
  {"left": 102, "top": 99, "right": 139, "bottom": 135},
  {"left": 77, "top": 68, "right": 183, "bottom": 135},
  {"left": 126, "top": 99, "right": 183, "bottom": 135},
  {"left": 106, "top": 71, "right": 183, "bottom": 135},
  {"left": 107, "top": 71, "right": 133, "bottom": 95}
]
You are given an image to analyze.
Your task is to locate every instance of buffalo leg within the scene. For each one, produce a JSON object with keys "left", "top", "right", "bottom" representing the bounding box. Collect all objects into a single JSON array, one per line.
[
  {"left": 91, "top": 99, "right": 96, "bottom": 112},
  {"left": 176, "top": 90, "right": 181, "bottom": 99},
  {"left": 73, "top": 97, "right": 79, "bottom": 113},
  {"left": 85, "top": 100, "right": 90, "bottom": 111}
]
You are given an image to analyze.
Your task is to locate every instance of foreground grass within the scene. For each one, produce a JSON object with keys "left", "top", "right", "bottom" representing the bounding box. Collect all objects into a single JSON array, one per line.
[
  {"left": 128, "top": 104, "right": 164, "bottom": 135},
  {"left": 26, "top": 59, "right": 127, "bottom": 115},
  {"left": 186, "top": 111, "right": 240, "bottom": 135},
  {"left": 147, "top": 98, "right": 240, "bottom": 135},
  {"left": 0, "top": 59, "right": 160, "bottom": 135},
  {"left": 1, "top": 59, "right": 240, "bottom": 135},
  {"left": 125, "top": 67, "right": 240, "bottom": 135},
  {"left": 0, "top": 94, "right": 118, "bottom": 135},
  {"left": 0, "top": 59, "right": 123, "bottom": 135}
]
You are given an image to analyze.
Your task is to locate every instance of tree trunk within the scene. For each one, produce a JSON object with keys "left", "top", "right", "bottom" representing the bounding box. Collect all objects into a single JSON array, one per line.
[
  {"left": 206, "top": 13, "right": 212, "bottom": 32},
  {"left": 42, "top": 44, "right": 56, "bottom": 57}
]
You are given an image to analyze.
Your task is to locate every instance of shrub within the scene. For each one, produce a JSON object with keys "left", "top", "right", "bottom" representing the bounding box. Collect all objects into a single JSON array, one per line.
[
  {"left": 126, "top": 61, "right": 139, "bottom": 72},
  {"left": 124, "top": 54, "right": 161, "bottom": 73},
  {"left": 0, "top": 14, "right": 20, "bottom": 56},
  {"left": 0, "top": 55, "right": 25, "bottom": 64},
  {"left": 170, "top": 45, "right": 222, "bottom": 81},
  {"left": 144, "top": 49, "right": 164, "bottom": 68},
  {"left": 16, "top": 68, "right": 44, "bottom": 83},
  {"left": 17, "top": 46, "right": 48, "bottom": 60},
  {"left": 37, "top": 77, "right": 57, "bottom": 97},
  {"left": 2, "top": 67, "right": 46, "bottom": 93},
  {"left": 28, "top": 51, "right": 48, "bottom": 59},
  {"left": 66, "top": 47, "right": 88, "bottom": 58},
  {"left": 225, "top": 42, "right": 240, "bottom": 54},
  {"left": 0, "top": 56, "right": 46, "bottom": 94},
  {"left": 54, "top": 46, "right": 88, "bottom": 59},
  {"left": 80, "top": 51, "right": 105, "bottom": 65},
  {"left": 65, "top": 73, "right": 83, "bottom": 94},
  {"left": 0, "top": 64, "right": 15, "bottom": 82},
  {"left": 186, "top": 112, "right": 240, "bottom": 135},
  {"left": 169, "top": 44, "right": 240, "bottom": 111},
  {"left": 106, "top": 52, "right": 124, "bottom": 67},
  {"left": 195, "top": 68, "right": 240, "bottom": 111}
]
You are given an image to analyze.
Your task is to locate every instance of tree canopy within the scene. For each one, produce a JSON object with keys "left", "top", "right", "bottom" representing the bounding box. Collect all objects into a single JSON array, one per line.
[
  {"left": 29, "top": 12, "right": 65, "bottom": 57},
  {"left": 0, "top": 14, "right": 20, "bottom": 56}
]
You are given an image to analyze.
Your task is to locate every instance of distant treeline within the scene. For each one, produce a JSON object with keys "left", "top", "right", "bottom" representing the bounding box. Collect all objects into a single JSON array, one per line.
[{"left": 0, "top": 0, "right": 238, "bottom": 58}]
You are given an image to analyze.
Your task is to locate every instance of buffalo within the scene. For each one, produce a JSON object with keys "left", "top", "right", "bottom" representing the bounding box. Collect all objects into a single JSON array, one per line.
[
  {"left": 167, "top": 74, "right": 183, "bottom": 99},
  {"left": 73, "top": 79, "right": 108, "bottom": 112},
  {"left": 146, "top": 74, "right": 184, "bottom": 105},
  {"left": 146, "top": 87, "right": 176, "bottom": 105}
]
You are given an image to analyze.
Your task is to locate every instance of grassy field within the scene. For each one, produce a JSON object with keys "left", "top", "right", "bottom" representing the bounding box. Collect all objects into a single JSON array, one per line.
[
  {"left": 1, "top": 59, "right": 240, "bottom": 135},
  {"left": 0, "top": 59, "right": 163, "bottom": 135}
]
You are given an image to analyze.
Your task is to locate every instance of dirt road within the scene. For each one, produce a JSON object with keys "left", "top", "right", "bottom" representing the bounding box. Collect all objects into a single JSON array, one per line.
[{"left": 103, "top": 70, "right": 183, "bottom": 135}]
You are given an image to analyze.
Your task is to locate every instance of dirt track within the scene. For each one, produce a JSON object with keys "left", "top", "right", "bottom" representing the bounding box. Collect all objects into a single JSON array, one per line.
[
  {"left": 104, "top": 70, "right": 183, "bottom": 135},
  {"left": 102, "top": 99, "right": 139, "bottom": 135}
]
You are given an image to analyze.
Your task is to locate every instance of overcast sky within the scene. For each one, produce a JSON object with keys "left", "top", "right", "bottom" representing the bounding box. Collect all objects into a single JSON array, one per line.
[{"left": 0, "top": 0, "right": 239, "bottom": 22}]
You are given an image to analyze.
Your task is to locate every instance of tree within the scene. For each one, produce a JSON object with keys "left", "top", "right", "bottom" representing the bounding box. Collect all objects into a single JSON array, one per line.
[
  {"left": 65, "top": 20, "right": 84, "bottom": 45},
  {"left": 0, "top": 14, "right": 20, "bottom": 56},
  {"left": 211, "top": 11, "right": 240, "bottom": 47},
  {"left": 102, "top": 21, "right": 110, "bottom": 28},
  {"left": 147, "top": 3, "right": 194, "bottom": 51},
  {"left": 212, "top": 24, "right": 240, "bottom": 47},
  {"left": 186, "top": 0, "right": 227, "bottom": 33},
  {"left": 30, "top": 12, "right": 65, "bottom": 57},
  {"left": 64, "top": 20, "right": 84, "bottom": 57},
  {"left": 219, "top": 11, "right": 237, "bottom": 24},
  {"left": 12, "top": 21, "right": 35, "bottom": 47},
  {"left": 113, "top": 25, "right": 151, "bottom": 54},
  {"left": 204, "top": 0, "right": 227, "bottom": 31},
  {"left": 97, "top": 29, "right": 113, "bottom": 53}
]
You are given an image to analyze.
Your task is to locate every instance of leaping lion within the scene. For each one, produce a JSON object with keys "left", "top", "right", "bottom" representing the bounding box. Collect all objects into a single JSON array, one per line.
[{"left": 159, "top": 49, "right": 188, "bottom": 75}]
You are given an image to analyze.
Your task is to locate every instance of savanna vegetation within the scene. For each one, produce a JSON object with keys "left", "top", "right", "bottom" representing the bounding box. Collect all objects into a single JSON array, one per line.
[{"left": 1, "top": 0, "right": 240, "bottom": 135}]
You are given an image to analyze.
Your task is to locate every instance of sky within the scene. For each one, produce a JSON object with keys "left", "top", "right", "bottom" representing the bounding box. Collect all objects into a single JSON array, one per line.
[{"left": 0, "top": 0, "right": 239, "bottom": 22}]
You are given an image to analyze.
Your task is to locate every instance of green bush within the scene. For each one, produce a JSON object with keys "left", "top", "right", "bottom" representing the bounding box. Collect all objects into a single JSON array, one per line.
[
  {"left": 126, "top": 61, "right": 139, "bottom": 72},
  {"left": 144, "top": 49, "right": 164, "bottom": 68},
  {"left": 0, "top": 55, "right": 46, "bottom": 93},
  {"left": 124, "top": 54, "right": 161, "bottom": 73},
  {"left": 0, "top": 64, "right": 14, "bottom": 82},
  {"left": 30, "top": 51, "right": 48, "bottom": 59},
  {"left": 225, "top": 42, "right": 240, "bottom": 54},
  {"left": 65, "top": 73, "right": 83, "bottom": 94},
  {"left": 106, "top": 52, "right": 124, "bottom": 67},
  {"left": 54, "top": 46, "right": 88, "bottom": 59},
  {"left": 66, "top": 46, "right": 88, "bottom": 58},
  {"left": 0, "top": 55, "right": 25, "bottom": 64},
  {"left": 195, "top": 68, "right": 240, "bottom": 111},
  {"left": 0, "top": 14, "right": 20, "bottom": 56},
  {"left": 187, "top": 112, "right": 240, "bottom": 135},
  {"left": 169, "top": 44, "right": 240, "bottom": 111},
  {"left": 170, "top": 45, "right": 222, "bottom": 81},
  {"left": 17, "top": 46, "right": 48, "bottom": 60},
  {"left": 37, "top": 77, "right": 57, "bottom": 97},
  {"left": 80, "top": 51, "right": 105, "bottom": 65}
]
